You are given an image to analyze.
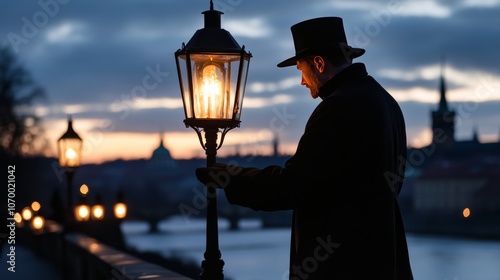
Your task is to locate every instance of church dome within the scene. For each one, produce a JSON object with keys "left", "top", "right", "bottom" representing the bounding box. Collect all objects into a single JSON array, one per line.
[
  {"left": 149, "top": 136, "right": 176, "bottom": 169},
  {"left": 152, "top": 139, "right": 172, "bottom": 159}
]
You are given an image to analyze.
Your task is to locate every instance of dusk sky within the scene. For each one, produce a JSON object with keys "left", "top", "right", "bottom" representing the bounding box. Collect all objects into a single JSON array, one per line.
[{"left": 2, "top": 0, "right": 500, "bottom": 163}]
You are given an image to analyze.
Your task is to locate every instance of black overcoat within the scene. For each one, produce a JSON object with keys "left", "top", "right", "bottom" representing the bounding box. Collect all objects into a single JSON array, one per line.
[{"left": 221, "top": 63, "right": 413, "bottom": 279}]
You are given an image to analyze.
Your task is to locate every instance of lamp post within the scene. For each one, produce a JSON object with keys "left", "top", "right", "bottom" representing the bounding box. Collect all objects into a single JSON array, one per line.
[
  {"left": 174, "top": 1, "right": 251, "bottom": 279},
  {"left": 57, "top": 116, "right": 83, "bottom": 228}
]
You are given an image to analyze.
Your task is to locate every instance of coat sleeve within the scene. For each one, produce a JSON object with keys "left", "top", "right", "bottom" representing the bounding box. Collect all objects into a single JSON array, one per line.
[{"left": 222, "top": 95, "right": 362, "bottom": 211}]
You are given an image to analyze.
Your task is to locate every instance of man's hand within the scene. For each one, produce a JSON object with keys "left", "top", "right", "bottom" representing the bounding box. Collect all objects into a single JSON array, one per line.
[
  {"left": 195, "top": 163, "right": 243, "bottom": 188},
  {"left": 195, "top": 163, "right": 228, "bottom": 185}
]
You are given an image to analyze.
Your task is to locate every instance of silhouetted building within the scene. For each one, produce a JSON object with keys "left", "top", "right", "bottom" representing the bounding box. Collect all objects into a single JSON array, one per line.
[
  {"left": 431, "top": 67, "right": 456, "bottom": 151},
  {"left": 147, "top": 134, "right": 177, "bottom": 170},
  {"left": 403, "top": 66, "right": 500, "bottom": 238}
]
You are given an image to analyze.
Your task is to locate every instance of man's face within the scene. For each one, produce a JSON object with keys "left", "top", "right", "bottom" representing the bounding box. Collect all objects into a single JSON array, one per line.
[{"left": 297, "top": 58, "right": 322, "bottom": 99}]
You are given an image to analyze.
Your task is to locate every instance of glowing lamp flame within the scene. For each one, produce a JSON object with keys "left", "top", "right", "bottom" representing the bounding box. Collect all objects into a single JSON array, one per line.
[
  {"left": 195, "top": 64, "right": 226, "bottom": 119},
  {"left": 66, "top": 148, "right": 77, "bottom": 159}
]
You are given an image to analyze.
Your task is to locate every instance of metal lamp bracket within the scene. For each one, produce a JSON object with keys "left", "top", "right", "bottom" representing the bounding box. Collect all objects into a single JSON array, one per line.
[{"left": 190, "top": 125, "right": 236, "bottom": 151}]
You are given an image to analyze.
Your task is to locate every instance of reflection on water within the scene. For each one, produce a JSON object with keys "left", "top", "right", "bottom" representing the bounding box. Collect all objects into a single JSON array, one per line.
[{"left": 122, "top": 217, "right": 500, "bottom": 280}]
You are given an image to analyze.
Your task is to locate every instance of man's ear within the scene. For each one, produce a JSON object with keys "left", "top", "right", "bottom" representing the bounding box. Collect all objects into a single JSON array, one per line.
[{"left": 313, "top": 56, "right": 326, "bottom": 73}]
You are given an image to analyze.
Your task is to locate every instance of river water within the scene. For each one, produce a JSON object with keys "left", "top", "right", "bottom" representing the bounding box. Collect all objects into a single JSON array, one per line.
[{"left": 122, "top": 217, "right": 500, "bottom": 280}]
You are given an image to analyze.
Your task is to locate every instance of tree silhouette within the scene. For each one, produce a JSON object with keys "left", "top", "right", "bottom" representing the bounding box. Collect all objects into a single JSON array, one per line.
[{"left": 0, "top": 45, "right": 46, "bottom": 156}]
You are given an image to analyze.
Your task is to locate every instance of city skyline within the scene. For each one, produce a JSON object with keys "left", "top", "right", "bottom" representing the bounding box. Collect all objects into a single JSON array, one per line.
[{"left": 2, "top": 0, "right": 500, "bottom": 163}]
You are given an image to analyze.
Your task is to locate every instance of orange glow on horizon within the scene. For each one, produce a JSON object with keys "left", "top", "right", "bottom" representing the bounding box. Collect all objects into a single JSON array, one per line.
[{"left": 45, "top": 124, "right": 300, "bottom": 164}]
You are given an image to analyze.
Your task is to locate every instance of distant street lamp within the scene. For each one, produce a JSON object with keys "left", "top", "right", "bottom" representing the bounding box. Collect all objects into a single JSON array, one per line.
[
  {"left": 13, "top": 212, "right": 22, "bottom": 222},
  {"left": 21, "top": 206, "right": 33, "bottom": 221},
  {"left": 57, "top": 115, "right": 83, "bottom": 227},
  {"left": 75, "top": 195, "right": 90, "bottom": 222},
  {"left": 113, "top": 191, "right": 127, "bottom": 220},
  {"left": 91, "top": 194, "right": 105, "bottom": 221},
  {"left": 57, "top": 116, "right": 83, "bottom": 230},
  {"left": 31, "top": 201, "right": 41, "bottom": 212},
  {"left": 31, "top": 215, "right": 45, "bottom": 231},
  {"left": 57, "top": 116, "right": 84, "bottom": 280},
  {"left": 174, "top": 1, "right": 251, "bottom": 279}
]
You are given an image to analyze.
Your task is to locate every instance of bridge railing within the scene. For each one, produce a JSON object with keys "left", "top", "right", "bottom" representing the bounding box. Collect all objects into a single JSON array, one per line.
[
  {"left": 23, "top": 220, "right": 195, "bottom": 280},
  {"left": 64, "top": 233, "right": 195, "bottom": 280}
]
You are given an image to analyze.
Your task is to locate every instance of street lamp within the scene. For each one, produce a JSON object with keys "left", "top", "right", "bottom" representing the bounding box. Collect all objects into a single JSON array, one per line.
[
  {"left": 31, "top": 201, "right": 41, "bottom": 212},
  {"left": 21, "top": 206, "right": 33, "bottom": 221},
  {"left": 75, "top": 195, "right": 90, "bottom": 222},
  {"left": 113, "top": 190, "right": 127, "bottom": 220},
  {"left": 57, "top": 115, "right": 83, "bottom": 227},
  {"left": 91, "top": 194, "right": 105, "bottom": 221},
  {"left": 174, "top": 1, "right": 251, "bottom": 279},
  {"left": 31, "top": 216, "right": 45, "bottom": 231}
]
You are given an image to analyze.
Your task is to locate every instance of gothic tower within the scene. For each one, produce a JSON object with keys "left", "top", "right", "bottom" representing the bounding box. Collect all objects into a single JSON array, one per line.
[
  {"left": 431, "top": 62, "right": 455, "bottom": 151},
  {"left": 272, "top": 133, "right": 279, "bottom": 157}
]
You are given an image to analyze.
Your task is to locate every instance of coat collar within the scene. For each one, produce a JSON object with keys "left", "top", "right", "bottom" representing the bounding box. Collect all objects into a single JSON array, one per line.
[{"left": 318, "top": 63, "right": 368, "bottom": 100}]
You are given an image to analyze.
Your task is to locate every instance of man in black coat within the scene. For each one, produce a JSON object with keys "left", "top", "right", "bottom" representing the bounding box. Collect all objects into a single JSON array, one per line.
[{"left": 196, "top": 17, "right": 413, "bottom": 279}]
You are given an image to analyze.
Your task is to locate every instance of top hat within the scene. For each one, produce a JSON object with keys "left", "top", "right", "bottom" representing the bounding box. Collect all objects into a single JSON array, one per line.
[{"left": 277, "top": 17, "right": 365, "bottom": 68}]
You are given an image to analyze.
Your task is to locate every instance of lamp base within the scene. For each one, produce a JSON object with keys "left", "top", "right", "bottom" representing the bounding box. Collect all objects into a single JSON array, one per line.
[{"left": 200, "top": 258, "right": 224, "bottom": 280}]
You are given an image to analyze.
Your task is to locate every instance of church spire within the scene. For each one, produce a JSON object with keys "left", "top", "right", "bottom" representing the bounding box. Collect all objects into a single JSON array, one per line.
[
  {"left": 159, "top": 132, "right": 164, "bottom": 147},
  {"left": 437, "top": 58, "right": 449, "bottom": 113},
  {"left": 472, "top": 124, "right": 479, "bottom": 143},
  {"left": 431, "top": 57, "right": 455, "bottom": 151},
  {"left": 272, "top": 133, "right": 279, "bottom": 157}
]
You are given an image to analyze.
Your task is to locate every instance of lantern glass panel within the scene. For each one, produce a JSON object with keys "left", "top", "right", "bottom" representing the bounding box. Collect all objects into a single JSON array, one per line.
[
  {"left": 176, "top": 53, "right": 193, "bottom": 119},
  {"left": 177, "top": 52, "right": 246, "bottom": 120},
  {"left": 234, "top": 55, "right": 250, "bottom": 121},
  {"left": 58, "top": 138, "right": 82, "bottom": 167}
]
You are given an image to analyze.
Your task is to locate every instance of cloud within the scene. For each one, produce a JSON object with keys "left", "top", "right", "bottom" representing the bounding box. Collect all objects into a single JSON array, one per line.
[
  {"left": 45, "top": 21, "right": 88, "bottom": 43},
  {"left": 462, "top": 0, "right": 500, "bottom": 7},
  {"left": 248, "top": 76, "right": 300, "bottom": 94},
  {"left": 398, "top": 0, "right": 452, "bottom": 17},
  {"left": 225, "top": 17, "right": 273, "bottom": 38},
  {"left": 380, "top": 63, "right": 500, "bottom": 105}
]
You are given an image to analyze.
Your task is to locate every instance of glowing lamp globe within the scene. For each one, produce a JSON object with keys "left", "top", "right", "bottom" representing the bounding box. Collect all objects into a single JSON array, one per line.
[
  {"left": 75, "top": 204, "right": 90, "bottom": 222},
  {"left": 75, "top": 195, "right": 90, "bottom": 222},
  {"left": 22, "top": 207, "right": 32, "bottom": 221},
  {"left": 114, "top": 191, "right": 127, "bottom": 220},
  {"left": 91, "top": 205, "right": 105, "bottom": 220},
  {"left": 113, "top": 203, "right": 127, "bottom": 220},
  {"left": 91, "top": 195, "right": 105, "bottom": 220},
  {"left": 58, "top": 116, "right": 83, "bottom": 168},
  {"left": 31, "top": 216, "right": 45, "bottom": 231}
]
